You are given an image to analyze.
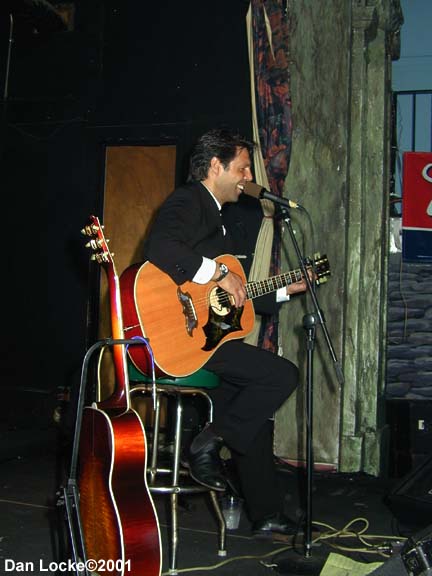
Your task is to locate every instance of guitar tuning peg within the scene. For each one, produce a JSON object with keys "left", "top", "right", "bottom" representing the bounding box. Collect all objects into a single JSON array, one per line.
[
  {"left": 85, "top": 240, "right": 96, "bottom": 250},
  {"left": 81, "top": 225, "right": 93, "bottom": 237},
  {"left": 90, "top": 254, "right": 97, "bottom": 261}
]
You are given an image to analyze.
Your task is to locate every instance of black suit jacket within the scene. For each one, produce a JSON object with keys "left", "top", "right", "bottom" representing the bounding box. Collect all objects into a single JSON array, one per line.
[{"left": 143, "top": 181, "right": 234, "bottom": 284}]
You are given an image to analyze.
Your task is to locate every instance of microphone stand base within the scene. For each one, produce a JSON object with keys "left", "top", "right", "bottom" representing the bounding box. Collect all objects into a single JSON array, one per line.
[{"left": 272, "top": 543, "right": 329, "bottom": 575}]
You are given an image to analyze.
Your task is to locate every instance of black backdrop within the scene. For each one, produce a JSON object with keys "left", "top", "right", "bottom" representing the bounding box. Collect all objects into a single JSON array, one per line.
[{"left": 1, "top": 1, "right": 253, "bottom": 413}]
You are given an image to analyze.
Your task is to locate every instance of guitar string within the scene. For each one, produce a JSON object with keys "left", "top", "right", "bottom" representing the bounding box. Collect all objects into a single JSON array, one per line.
[{"left": 184, "top": 262, "right": 327, "bottom": 308}]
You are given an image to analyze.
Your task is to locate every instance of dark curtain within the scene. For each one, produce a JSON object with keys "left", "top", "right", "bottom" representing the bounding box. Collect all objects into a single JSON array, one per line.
[{"left": 250, "top": 0, "right": 292, "bottom": 352}]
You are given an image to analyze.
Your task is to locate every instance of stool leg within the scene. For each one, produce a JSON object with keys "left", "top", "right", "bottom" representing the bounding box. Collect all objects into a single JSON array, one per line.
[
  {"left": 168, "top": 394, "right": 183, "bottom": 575},
  {"left": 149, "top": 392, "right": 161, "bottom": 485},
  {"left": 209, "top": 491, "right": 227, "bottom": 556}
]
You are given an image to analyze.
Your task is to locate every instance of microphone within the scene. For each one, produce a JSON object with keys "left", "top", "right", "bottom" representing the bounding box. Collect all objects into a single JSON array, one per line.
[{"left": 242, "top": 182, "right": 303, "bottom": 210}]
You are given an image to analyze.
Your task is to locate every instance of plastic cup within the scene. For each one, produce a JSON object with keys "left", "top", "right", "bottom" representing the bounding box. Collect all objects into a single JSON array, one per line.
[{"left": 221, "top": 495, "right": 242, "bottom": 530}]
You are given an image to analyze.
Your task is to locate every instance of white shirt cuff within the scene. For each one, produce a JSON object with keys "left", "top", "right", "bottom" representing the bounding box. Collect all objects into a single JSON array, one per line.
[
  {"left": 276, "top": 288, "right": 290, "bottom": 302},
  {"left": 192, "top": 257, "right": 217, "bottom": 284}
]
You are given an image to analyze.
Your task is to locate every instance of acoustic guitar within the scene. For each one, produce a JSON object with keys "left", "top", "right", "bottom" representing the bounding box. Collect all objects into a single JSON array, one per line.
[
  {"left": 78, "top": 216, "right": 161, "bottom": 576},
  {"left": 120, "top": 253, "right": 330, "bottom": 378}
]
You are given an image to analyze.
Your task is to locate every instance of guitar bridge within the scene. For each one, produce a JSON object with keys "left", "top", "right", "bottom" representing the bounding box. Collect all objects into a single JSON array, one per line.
[{"left": 177, "top": 287, "right": 198, "bottom": 336}]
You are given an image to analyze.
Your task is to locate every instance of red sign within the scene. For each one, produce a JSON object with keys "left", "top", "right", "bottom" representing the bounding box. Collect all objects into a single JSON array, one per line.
[{"left": 402, "top": 152, "right": 432, "bottom": 231}]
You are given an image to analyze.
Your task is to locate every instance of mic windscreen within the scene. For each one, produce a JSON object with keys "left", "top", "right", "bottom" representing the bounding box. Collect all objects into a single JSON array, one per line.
[{"left": 242, "top": 182, "right": 263, "bottom": 199}]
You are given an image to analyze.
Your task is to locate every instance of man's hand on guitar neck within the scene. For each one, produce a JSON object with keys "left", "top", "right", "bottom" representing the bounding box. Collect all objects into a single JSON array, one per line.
[
  {"left": 213, "top": 269, "right": 247, "bottom": 308},
  {"left": 286, "top": 269, "right": 315, "bottom": 296}
]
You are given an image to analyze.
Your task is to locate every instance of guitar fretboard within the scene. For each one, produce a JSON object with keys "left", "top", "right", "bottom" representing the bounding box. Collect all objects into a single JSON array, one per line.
[{"left": 246, "top": 269, "right": 303, "bottom": 300}]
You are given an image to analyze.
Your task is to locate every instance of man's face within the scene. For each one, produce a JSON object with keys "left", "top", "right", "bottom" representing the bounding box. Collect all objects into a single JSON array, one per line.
[{"left": 216, "top": 147, "right": 253, "bottom": 204}]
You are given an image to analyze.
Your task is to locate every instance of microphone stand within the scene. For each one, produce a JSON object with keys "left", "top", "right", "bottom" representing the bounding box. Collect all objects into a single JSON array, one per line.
[{"left": 274, "top": 205, "right": 345, "bottom": 575}]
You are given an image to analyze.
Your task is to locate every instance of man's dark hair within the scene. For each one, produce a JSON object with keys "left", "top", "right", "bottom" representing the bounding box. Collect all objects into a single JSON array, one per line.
[{"left": 188, "top": 129, "right": 255, "bottom": 181}]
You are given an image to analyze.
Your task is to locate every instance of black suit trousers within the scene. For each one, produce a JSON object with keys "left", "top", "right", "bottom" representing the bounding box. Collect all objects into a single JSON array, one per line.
[{"left": 204, "top": 340, "right": 299, "bottom": 521}]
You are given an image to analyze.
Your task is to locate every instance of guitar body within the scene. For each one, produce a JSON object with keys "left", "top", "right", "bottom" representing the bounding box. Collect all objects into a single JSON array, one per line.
[
  {"left": 78, "top": 406, "right": 161, "bottom": 576},
  {"left": 121, "top": 254, "right": 255, "bottom": 377},
  {"left": 120, "top": 263, "right": 168, "bottom": 379}
]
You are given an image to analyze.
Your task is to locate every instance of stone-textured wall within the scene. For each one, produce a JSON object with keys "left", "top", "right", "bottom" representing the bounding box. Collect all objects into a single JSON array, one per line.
[
  {"left": 274, "top": 0, "right": 401, "bottom": 476},
  {"left": 386, "top": 253, "right": 432, "bottom": 399},
  {"left": 274, "top": 0, "right": 350, "bottom": 469}
]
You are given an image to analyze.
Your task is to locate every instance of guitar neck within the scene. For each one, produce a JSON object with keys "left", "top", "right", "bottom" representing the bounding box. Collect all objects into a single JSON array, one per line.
[
  {"left": 98, "top": 269, "right": 130, "bottom": 413},
  {"left": 246, "top": 268, "right": 303, "bottom": 300},
  {"left": 83, "top": 216, "right": 130, "bottom": 413}
]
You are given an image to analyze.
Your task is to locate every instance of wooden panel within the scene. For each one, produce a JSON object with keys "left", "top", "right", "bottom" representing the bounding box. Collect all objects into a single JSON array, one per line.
[
  {"left": 98, "top": 145, "right": 176, "bottom": 402},
  {"left": 104, "top": 145, "right": 176, "bottom": 276}
]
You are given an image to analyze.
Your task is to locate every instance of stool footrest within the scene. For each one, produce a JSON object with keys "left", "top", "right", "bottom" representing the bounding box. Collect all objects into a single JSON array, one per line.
[
  {"left": 149, "top": 485, "right": 213, "bottom": 495},
  {"left": 130, "top": 384, "right": 215, "bottom": 398}
]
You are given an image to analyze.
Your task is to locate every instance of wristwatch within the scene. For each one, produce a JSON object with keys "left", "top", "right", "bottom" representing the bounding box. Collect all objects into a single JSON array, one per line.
[{"left": 214, "top": 262, "right": 229, "bottom": 282}]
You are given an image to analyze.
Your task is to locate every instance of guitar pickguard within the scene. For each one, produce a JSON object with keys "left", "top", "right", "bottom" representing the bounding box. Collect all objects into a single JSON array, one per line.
[{"left": 202, "top": 287, "right": 244, "bottom": 351}]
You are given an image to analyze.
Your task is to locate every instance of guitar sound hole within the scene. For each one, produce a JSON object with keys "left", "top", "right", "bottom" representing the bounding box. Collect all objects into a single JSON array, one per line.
[{"left": 209, "top": 287, "right": 232, "bottom": 317}]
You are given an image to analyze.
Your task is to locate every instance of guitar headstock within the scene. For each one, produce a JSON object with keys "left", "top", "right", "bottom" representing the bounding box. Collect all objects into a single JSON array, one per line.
[
  {"left": 309, "top": 253, "right": 331, "bottom": 286},
  {"left": 81, "top": 215, "right": 115, "bottom": 268}
]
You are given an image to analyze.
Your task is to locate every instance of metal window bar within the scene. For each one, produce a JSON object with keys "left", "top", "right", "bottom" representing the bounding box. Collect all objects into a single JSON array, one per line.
[
  {"left": 393, "top": 89, "right": 432, "bottom": 151},
  {"left": 391, "top": 89, "right": 432, "bottom": 206}
]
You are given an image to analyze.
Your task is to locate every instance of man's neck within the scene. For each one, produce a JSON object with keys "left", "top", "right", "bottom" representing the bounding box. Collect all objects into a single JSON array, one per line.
[{"left": 201, "top": 181, "right": 222, "bottom": 210}]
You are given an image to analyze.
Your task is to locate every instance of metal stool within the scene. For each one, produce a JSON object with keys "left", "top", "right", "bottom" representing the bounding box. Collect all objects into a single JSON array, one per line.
[{"left": 128, "top": 363, "right": 226, "bottom": 575}]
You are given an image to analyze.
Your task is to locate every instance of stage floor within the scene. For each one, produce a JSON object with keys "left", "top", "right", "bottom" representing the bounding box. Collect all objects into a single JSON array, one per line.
[{"left": 1, "top": 390, "right": 429, "bottom": 576}]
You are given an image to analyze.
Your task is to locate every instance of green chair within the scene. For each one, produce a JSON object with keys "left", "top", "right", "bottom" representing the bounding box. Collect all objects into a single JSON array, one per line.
[{"left": 128, "top": 363, "right": 227, "bottom": 575}]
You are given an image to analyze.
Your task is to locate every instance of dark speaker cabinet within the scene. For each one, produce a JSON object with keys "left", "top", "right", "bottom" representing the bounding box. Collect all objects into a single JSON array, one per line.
[{"left": 386, "top": 399, "right": 432, "bottom": 478}]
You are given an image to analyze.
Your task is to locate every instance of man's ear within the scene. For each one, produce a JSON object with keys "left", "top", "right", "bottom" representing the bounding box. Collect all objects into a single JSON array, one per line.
[{"left": 210, "top": 156, "right": 223, "bottom": 176}]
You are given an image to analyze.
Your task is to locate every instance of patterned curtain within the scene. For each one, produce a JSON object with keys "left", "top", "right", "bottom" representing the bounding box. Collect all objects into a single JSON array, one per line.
[{"left": 248, "top": 0, "right": 292, "bottom": 352}]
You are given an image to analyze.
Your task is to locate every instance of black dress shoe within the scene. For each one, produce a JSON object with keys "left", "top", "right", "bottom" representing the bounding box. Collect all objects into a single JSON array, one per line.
[
  {"left": 252, "top": 512, "right": 301, "bottom": 538},
  {"left": 186, "top": 428, "right": 227, "bottom": 492}
]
